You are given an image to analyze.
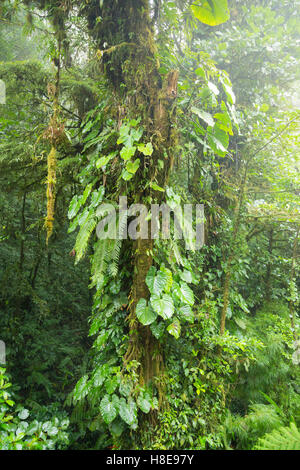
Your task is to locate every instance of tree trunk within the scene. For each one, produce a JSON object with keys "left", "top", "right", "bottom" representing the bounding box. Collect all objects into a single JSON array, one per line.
[
  {"left": 84, "top": 0, "right": 178, "bottom": 393},
  {"left": 289, "top": 227, "right": 299, "bottom": 342},
  {"left": 220, "top": 163, "right": 247, "bottom": 335},
  {"left": 265, "top": 228, "right": 274, "bottom": 301}
]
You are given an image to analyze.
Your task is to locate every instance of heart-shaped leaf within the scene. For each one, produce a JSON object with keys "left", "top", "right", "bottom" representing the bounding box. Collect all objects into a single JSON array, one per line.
[
  {"left": 100, "top": 394, "right": 118, "bottom": 424},
  {"left": 151, "top": 294, "right": 174, "bottom": 320},
  {"left": 191, "top": 0, "right": 229, "bottom": 26},
  {"left": 167, "top": 318, "right": 181, "bottom": 339},
  {"left": 136, "top": 298, "right": 157, "bottom": 325},
  {"left": 126, "top": 158, "right": 140, "bottom": 174}
]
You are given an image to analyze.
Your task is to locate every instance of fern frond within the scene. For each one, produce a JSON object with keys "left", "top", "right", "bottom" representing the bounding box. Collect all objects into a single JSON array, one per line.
[
  {"left": 245, "top": 403, "right": 283, "bottom": 434},
  {"left": 108, "top": 209, "right": 127, "bottom": 276},
  {"left": 90, "top": 238, "right": 109, "bottom": 288},
  {"left": 75, "top": 214, "right": 97, "bottom": 263},
  {"left": 88, "top": 208, "right": 126, "bottom": 286},
  {"left": 222, "top": 405, "right": 284, "bottom": 450},
  {"left": 255, "top": 422, "right": 300, "bottom": 450},
  {"left": 108, "top": 238, "right": 121, "bottom": 277}
]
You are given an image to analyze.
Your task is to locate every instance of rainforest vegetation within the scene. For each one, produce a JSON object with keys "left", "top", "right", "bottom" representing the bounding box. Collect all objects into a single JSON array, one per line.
[{"left": 0, "top": 0, "right": 299, "bottom": 451}]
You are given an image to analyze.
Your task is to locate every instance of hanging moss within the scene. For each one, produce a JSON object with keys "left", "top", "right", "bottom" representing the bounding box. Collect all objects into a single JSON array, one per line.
[{"left": 45, "top": 146, "right": 57, "bottom": 243}]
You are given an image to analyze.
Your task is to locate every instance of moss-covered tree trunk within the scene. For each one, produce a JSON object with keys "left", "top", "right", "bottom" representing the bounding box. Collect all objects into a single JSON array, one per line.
[{"left": 84, "top": 0, "right": 178, "bottom": 397}]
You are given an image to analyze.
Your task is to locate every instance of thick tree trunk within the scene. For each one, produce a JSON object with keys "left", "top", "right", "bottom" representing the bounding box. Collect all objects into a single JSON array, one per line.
[{"left": 84, "top": 0, "right": 178, "bottom": 393}]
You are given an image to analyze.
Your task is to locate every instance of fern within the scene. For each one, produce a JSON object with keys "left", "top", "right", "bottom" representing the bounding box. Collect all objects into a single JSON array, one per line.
[
  {"left": 244, "top": 403, "right": 283, "bottom": 434},
  {"left": 223, "top": 404, "right": 284, "bottom": 450},
  {"left": 108, "top": 238, "right": 121, "bottom": 277},
  {"left": 75, "top": 204, "right": 126, "bottom": 290},
  {"left": 256, "top": 422, "right": 300, "bottom": 450},
  {"left": 90, "top": 210, "right": 127, "bottom": 284},
  {"left": 90, "top": 238, "right": 110, "bottom": 288},
  {"left": 108, "top": 209, "right": 127, "bottom": 277},
  {"left": 75, "top": 214, "right": 97, "bottom": 262}
]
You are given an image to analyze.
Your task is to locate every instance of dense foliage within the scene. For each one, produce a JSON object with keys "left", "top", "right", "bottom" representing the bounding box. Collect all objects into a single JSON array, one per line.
[{"left": 0, "top": 0, "right": 299, "bottom": 450}]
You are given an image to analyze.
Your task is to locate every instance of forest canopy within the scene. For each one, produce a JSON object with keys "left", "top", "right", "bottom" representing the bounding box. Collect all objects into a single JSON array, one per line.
[{"left": 0, "top": 0, "right": 299, "bottom": 451}]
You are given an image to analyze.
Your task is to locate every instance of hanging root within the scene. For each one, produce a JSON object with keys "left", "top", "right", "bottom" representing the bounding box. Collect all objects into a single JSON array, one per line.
[{"left": 45, "top": 146, "right": 57, "bottom": 244}]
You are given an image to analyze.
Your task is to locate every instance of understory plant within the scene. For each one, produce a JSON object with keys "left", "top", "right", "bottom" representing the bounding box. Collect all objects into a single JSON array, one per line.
[{"left": 0, "top": 368, "right": 69, "bottom": 450}]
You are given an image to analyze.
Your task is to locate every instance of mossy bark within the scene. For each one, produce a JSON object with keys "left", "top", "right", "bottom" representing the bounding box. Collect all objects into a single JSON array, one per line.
[{"left": 84, "top": 0, "right": 178, "bottom": 408}]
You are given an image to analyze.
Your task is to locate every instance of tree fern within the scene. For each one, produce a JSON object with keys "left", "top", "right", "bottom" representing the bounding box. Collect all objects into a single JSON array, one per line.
[{"left": 256, "top": 422, "right": 300, "bottom": 450}]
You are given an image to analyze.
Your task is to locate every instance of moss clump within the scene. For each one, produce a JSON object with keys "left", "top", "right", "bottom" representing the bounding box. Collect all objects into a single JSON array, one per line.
[{"left": 45, "top": 146, "right": 57, "bottom": 243}]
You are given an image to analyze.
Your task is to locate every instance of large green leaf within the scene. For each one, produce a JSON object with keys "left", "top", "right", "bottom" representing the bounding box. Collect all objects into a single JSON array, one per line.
[
  {"left": 100, "top": 394, "right": 118, "bottom": 424},
  {"left": 138, "top": 142, "right": 153, "bottom": 156},
  {"left": 160, "top": 266, "right": 173, "bottom": 293},
  {"left": 179, "top": 269, "right": 193, "bottom": 284},
  {"left": 146, "top": 266, "right": 173, "bottom": 296},
  {"left": 94, "top": 330, "right": 109, "bottom": 349},
  {"left": 121, "top": 168, "right": 134, "bottom": 180},
  {"left": 207, "top": 125, "right": 229, "bottom": 156},
  {"left": 93, "top": 364, "right": 109, "bottom": 387},
  {"left": 105, "top": 375, "right": 119, "bottom": 394},
  {"left": 153, "top": 270, "right": 169, "bottom": 296},
  {"left": 191, "top": 0, "right": 230, "bottom": 26},
  {"left": 150, "top": 321, "right": 165, "bottom": 339},
  {"left": 178, "top": 304, "right": 194, "bottom": 323},
  {"left": 146, "top": 266, "right": 157, "bottom": 292},
  {"left": 119, "top": 398, "right": 137, "bottom": 427},
  {"left": 191, "top": 107, "right": 214, "bottom": 127},
  {"left": 120, "top": 145, "right": 136, "bottom": 161},
  {"left": 137, "top": 394, "right": 151, "bottom": 414},
  {"left": 136, "top": 298, "right": 157, "bottom": 325},
  {"left": 179, "top": 282, "right": 195, "bottom": 306},
  {"left": 73, "top": 375, "right": 90, "bottom": 402},
  {"left": 126, "top": 158, "right": 140, "bottom": 174},
  {"left": 151, "top": 294, "right": 174, "bottom": 320},
  {"left": 167, "top": 318, "right": 181, "bottom": 339}
]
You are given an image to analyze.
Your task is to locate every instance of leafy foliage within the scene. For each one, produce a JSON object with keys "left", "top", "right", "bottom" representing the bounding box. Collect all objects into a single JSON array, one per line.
[
  {"left": 0, "top": 0, "right": 299, "bottom": 451},
  {"left": 0, "top": 368, "right": 69, "bottom": 450}
]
